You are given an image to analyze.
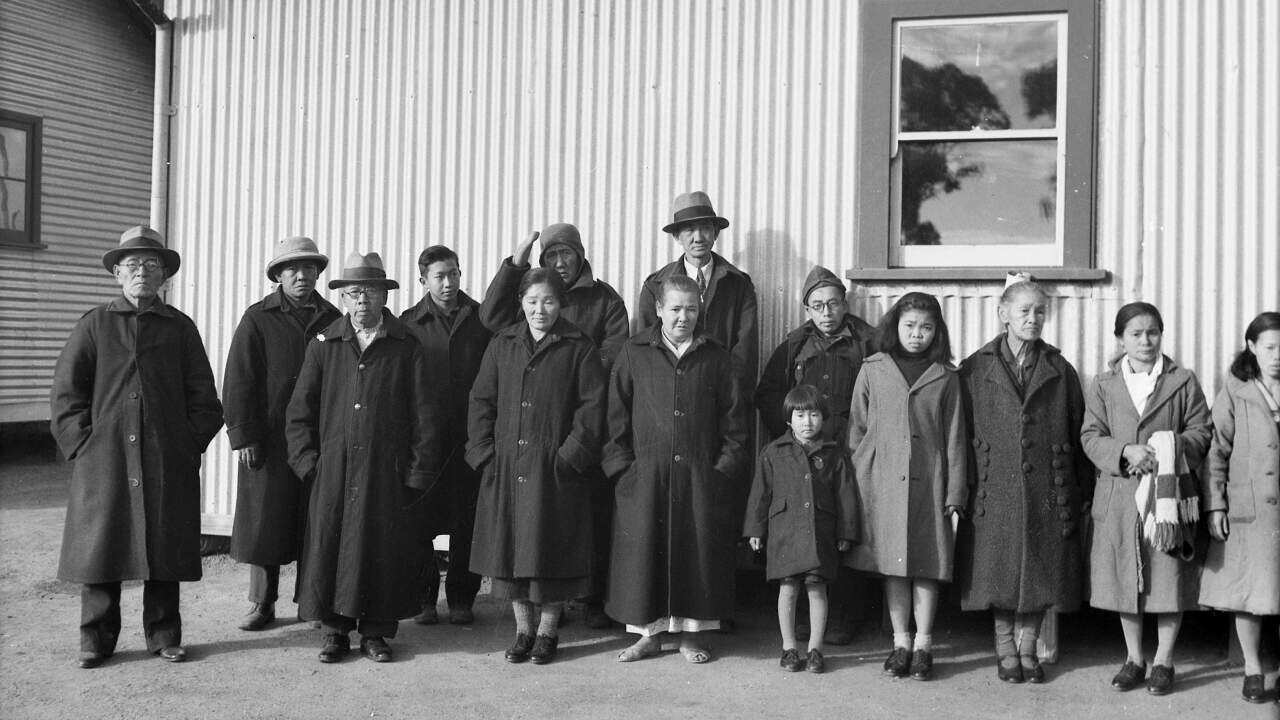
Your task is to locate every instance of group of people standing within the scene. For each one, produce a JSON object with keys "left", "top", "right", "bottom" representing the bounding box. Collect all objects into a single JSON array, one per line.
[{"left": 49, "top": 196, "right": 1280, "bottom": 706}]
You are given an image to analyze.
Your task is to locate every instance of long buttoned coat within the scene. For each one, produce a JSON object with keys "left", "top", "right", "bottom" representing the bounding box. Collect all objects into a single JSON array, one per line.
[
  {"left": 51, "top": 297, "right": 224, "bottom": 583},
  {"left": 286, "top": 310, "right": 444, "bottom": 621},
  {"left": 755, "top": 314, "right": 876, "bottom": 441},
  {"left": 955, "top": 337, "right": 1094, "bottom": 613},
  {"left": 743, "top": 435, "right": 860, "bottom": 580},
  {"left": 603, "top": 329, "right": 749, "bottom": 625},
  {"left": 401, "top": 291, "right": 492, "bottom": 533},
  {"left": 224, "top": 288, "right": 340, "bottom": 566},
  {"left": 844, "top": 353, "right": 968, "bottom": 581},
  {"left": 1199, "top": 375, "right": 1280, "bottom": 614},
  {"left": 465, "top": 318, "right": 606, "bottom": 580},
  {"left": 1080, "top": 356, "right": 1212, "bottom": 613},
  {"left": 478, "top": 258, "right": 630, "bottom": 369}
]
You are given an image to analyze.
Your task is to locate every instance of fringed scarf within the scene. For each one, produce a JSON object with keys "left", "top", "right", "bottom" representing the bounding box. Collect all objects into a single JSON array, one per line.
[{"left": 1133, "top": 430, "right": 1199, "bottom": 562}]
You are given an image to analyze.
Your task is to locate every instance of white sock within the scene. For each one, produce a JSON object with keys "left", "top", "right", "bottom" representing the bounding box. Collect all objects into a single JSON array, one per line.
[
  {"left": 893, "top": 632, "right": 912, "bottom": 650},
  {"left": 914, "top": 633, "right": 933, "bottom": 652}
]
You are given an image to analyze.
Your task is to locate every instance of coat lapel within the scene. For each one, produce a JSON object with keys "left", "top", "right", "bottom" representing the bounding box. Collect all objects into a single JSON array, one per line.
[
  {"left": 978, "top": 338, "right": 1022, "bottom": 403},
  {"left": 1138, "top": 358, "right": 1191, "bottom": 425},
  {"left": 1021, "top": 347, "right": 1063, "bottom": 403},
  {"left": 1098, "top": 370, "right": 1142, "bottom": 423}
]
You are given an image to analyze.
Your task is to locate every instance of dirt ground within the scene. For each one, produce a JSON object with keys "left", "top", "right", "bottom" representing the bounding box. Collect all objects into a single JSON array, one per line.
[{"left": 1, "top": 433, "right": 1277, "bottom": 720}]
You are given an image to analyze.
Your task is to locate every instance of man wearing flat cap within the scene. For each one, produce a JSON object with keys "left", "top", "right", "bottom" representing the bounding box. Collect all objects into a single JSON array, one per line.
[
  {"left": 223, "top": 236, "right": 341, "bottom": 632},
  {"left": 478, "top": 222, "right": 629, "bottom": 628},
  {"left": 286, "top": 251, "right": 445, "bottom": 664},
  {"left": 51, "top": 225, "right": 224, "bottom": 668},
  {"left": 754, "top": 265, "right": 876, "bottom": 645}
]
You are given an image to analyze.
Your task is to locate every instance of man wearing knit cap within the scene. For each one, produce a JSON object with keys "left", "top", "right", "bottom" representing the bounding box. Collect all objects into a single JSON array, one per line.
[
  {"left": 755, "top": 264, "right": 876, "bottom": 645},
  {"left": 478, "top": 223, "right": 629, "bottom": 628},
  {"left": 224, "top": 236, "right": 342, "bottom": 632}
]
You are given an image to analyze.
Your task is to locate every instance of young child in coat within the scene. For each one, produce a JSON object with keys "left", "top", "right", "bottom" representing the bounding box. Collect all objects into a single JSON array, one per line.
[
  {"left": 845, "top": 292, "right": 968, "bottom": 681},
  {"left": 745, "top": 385, "right": 859, "bottom": 673}
]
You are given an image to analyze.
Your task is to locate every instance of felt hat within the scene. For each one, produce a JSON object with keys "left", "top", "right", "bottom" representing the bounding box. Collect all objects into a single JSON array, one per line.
[
  {"left": 102, "top": 225, "right": 181, "bottom": 277},
  {"left": 801, "top": 265, "right": 845, "bottom": 304},
  {"left": 662, "top": 191, "right": 730, "bottom": 235},
  {"left": 266, "top": 236, "right": 329, "bottom": 281},
  {"left": 538, "top": 222, "right": 585, "bottom": 265},
  {"left": 327, "top": 251, "right": 399, "bottom": 290}
]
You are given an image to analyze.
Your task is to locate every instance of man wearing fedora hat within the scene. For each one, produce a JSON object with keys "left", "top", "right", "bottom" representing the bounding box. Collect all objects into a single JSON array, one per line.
[
  {"left": 223, "top": 236, "right": 342, "bottom": 632},
  {"left": 286, "top": 251, "right": 446, "bottom": 664},
  {"left": 51, "top": 225, "right": 224, "bottom": 668}
]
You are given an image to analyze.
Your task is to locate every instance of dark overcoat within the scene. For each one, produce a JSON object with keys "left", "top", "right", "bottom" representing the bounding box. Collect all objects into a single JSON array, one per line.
[
  {"left": 224, "top": 288, "right": 340, "bottom": 565},
  {"left": 844, "top": 353, "right": 969, "bottom": 581},
  {"left": 51, "top": 298, "right": 224, "bottom": 583},
  {"left": 1080, "top": 355, "right": 1212, "bottom": 613},
  {"left": 637, "top": 252, "right": 759, "bottom": 392},
  {"left": 478, "top": 257, "right": 630, "bottom": 369},
  {"left": 401, "top": 291, "right": 492, "bottom": 533},
  {"left": 465, "top": 318, "right": 606, "bottom": 579},
  {"left": 955, "top": 336, "right": 1094, "bottom": 613},
  {"left": 603, "top": 329, "right": 749, "bottom": 625},
  {"left": 754, "top": 314, "right": 876, "bottom": 441},
  {"left": 286, "top": 310, "right": 445, "bottom": 621},
  {"left": 743, "top": 435, "right": 860, "bottom": 581}
]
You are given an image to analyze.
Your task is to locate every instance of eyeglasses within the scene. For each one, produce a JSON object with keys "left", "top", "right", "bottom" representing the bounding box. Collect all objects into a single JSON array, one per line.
[
  {"left": 342, "top": 286, "right": 385, "bottom": 299},
  {"left": 807, "top": 300, "right": 846, "bottom": 314},
  {"left": 118, "top": 259, "right": 164, "bottom": 273}
]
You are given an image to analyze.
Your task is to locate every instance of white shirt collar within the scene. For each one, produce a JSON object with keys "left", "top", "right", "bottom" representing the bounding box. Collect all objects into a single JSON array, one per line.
[
  {"left": 684, "top": 255, "right": 713, "bottom": 285},
  {"left": 661, "top": 329, "right": 694, "bottom": 359}
]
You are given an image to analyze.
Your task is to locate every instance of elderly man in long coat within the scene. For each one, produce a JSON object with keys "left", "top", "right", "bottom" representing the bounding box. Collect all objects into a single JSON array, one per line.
[
  {"left": 286, "top": 252, "right": 444, "bottom": 664},
  {"left": 224, "top": 236, "right": 341, "bottom": 631},
  {"left": 51, "top": 226, "right": 224, "bottom": 668},
  {"left": 605, "top": 275, "right": 749, "bottom": 664}
]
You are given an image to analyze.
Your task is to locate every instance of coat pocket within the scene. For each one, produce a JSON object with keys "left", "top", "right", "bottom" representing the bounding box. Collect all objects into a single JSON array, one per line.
[
  {"left": 768, "top": 498, "right": 788, "bottom": 518},
  {"left": 1091, "top": 473, "right": 1113, "bottom": 521}
]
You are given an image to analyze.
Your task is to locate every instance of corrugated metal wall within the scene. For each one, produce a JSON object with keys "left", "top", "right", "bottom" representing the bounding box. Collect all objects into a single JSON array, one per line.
[
  {"left": 163, "top": 0, "right": 1279, "bottom": 534},
  {"left": 0, "top": 0, "right": 155, "bottom": 422}
]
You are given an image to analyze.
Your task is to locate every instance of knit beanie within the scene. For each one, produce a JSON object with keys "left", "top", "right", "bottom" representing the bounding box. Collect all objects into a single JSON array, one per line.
[
  {"left": 801, "top": 265, "right": 845, "bottom": 304},
  {"left": 538, "top": 223, "right": 585, "bottom": 266}
]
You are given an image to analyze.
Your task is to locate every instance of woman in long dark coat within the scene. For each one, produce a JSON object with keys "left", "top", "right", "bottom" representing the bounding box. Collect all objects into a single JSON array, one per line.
[
  {"left": 1199, "top": 311, "right": 1280, "bottom": 703},
  {"left": 466, "top": 267, "right": 606, "bottom": 666},
  {"left": 605, "top": 275, "right": 749, "bottom": 664},
  {"left": 956, "top": 280, "right": 1093, "bottom": 684},
  {"left": 1081, "top": 301, "right": 1212, "bottom": 696}
]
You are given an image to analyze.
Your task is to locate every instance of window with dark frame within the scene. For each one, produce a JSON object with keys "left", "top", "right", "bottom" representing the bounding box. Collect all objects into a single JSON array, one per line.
[
  {"left": 851, "top": 0, "right": 1103, "bottom": 281},
  {"left": 0, "top": 110, "right": 42, "bottom": 248}
]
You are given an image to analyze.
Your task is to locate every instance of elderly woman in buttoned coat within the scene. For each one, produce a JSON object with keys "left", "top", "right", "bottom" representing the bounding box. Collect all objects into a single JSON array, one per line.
[
  {"left": 1199, "top": 311, "right": 1280, "bottom": 703},
  {"left": 1081, "top": 301, "right": 1212, "bottom": 695}
]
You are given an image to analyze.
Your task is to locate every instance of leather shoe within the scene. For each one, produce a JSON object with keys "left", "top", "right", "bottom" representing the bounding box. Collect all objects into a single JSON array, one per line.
[
  {"left": 1110, "top": 660, "right": 1146, "bottom": 691},
  {"left": 882, "top": 647, "right": 910, "bottom": 677},
  {"left": 1147, "top": 664, "right": 1175, "bottom": 696},
  {"left": 505, "top": 632, "right": 534, "bottom": 663},
  {"left": 806, "top": 649, "right": 826, "bottom": 674},
  {"left": 360, "top": 636, "right": 393, "bottom": 663},
  {"left": 448, "top": 606, "right": 474, "bottom": 625},
  {"left": 1242, "top": 673, "right": 1267, "bottom": 703},
  {"left": 997, "top": 656, "right": 1024, "bottom": 683},
  {"left": 780, "top": 648, "right": 805, "bottom": 672},
  {"left": 529, "top": 634, "right": 559, "bottom": 664},
  {"left": 158, "top": 646, "right": 187, "bottom": 663},
  {"left": 908, "top": 649, "right": 933, "bottom": 681},
  {"left": 318, "top": 633, "right": 350, "bottom": 663},
  {"left": 1020, "top": 654, "right": 1045, "bottom": 684},
  {"left": 238, "top": 602, "right": 275, "bottom": 631},
  {"left": 78, "top": 651, "right": 108, "bottom": 669}
]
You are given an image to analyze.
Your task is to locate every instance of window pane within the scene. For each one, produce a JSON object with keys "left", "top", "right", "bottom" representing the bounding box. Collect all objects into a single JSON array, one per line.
[
  {"left": 0, "top": 178, "right": 26, "bottom": 231},
  {"left": 0, "top": 127, "right": 28, "bottom": 180},
  {"left": 899, "top": 140, "right": 1056, "bottom": 246},
  {"left": 899, "top": 19, "right": 1058, "bottom": 132}
]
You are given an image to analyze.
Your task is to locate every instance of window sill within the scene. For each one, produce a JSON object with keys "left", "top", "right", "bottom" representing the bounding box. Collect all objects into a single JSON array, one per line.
[
  {"left": 845, "top": 267, "right": 1109, "bottom": 282},
  {"left": 0, "top": 239, "right": 47, "bottom": 250}
]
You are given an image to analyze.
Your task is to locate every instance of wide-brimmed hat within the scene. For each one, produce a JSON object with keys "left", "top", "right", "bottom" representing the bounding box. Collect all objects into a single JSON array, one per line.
[
  {"left": 266, "top": 236, "right": 329, "bottom": 280},
  {"left": 662, "top": 191, "right": 730, "bottom": 235},
  {"left": 327, "top": 251, "right": 399, "bottom": 290},
  {"left": 102, "top": 225, "right": 181, "bottom": 277}
]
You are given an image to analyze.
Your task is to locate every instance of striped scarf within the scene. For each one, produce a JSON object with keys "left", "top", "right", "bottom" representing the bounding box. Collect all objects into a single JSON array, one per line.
[{"left": 1133, "top": 430, "right": 1199, "bottom": 561}]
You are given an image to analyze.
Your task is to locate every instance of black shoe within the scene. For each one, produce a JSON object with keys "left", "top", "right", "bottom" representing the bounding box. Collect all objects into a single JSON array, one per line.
[
  {"left": 780, "top": 648, "right": 805, "bottom": 672},
  {"left": 505, "top": 632, "right": 534, "bottom": 663},
  {"left": 78, "top": 651, "right": 107, "bottom": 669},
  {"left": 1242, "top": 674, "right": 1267, "bottom": 703},
  {"left": 997, "top": 656, "right": 1024, "bottom": 683},
  {"left": 529, "top": 634, "right": 559, "bottom": 664},
  {"left": 909, "top": 649, "right": 933, "bottom": 680},
  {"left": 882, "top": 647, "right": 910, "bottom": 677},
  {"left": 1147, "top": 664, "right": 1175, "bottom": 696},
  {"left": 1110, "top": 660, "right": 1146, "bottom": 691},
  {"left": 158, "top": 646, "right": 187, "bottom": 663},
  {"left": 318, "top": 633, "right": 350, "bottom": 663},
  {"left": 360, "top": 636, "right": 393, "bottom": 663},
  {"left": 238, "top": 602, "right": 275, "bottom": 631},
  {"left": 448, "top": 606, "right": 475, "bottom": 625},
  {"left": 806, "top": 649, "right": 826, "bottom": 674},
  {"left": 1020, "top": 654, "right": 1045, "bottom": 684}
]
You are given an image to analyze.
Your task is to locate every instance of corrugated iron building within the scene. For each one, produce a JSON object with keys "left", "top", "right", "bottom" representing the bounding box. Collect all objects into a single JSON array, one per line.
[
  {"left": 0, "top": 0, "right": 156, "bottom": 423},
  {"left": 152, "top": 0, "right": 1280, "bottom": 533}
]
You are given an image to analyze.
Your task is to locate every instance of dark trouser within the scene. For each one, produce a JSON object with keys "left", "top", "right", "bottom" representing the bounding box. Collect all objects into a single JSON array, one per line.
[
  {"left": 582, "top": 474, "right": 613, "bottom": 605},
  {"left": 425, "top": 490, "right": 481, "bottom": 610},
  {"left": 247, "top": 564, "right": 280, "bottom": 604},
  {"left": 321, "top": 614, "right": 398, "bottom": 639},
  {"left": 81, "top": 581, "right": 181, "bottom": 654}
]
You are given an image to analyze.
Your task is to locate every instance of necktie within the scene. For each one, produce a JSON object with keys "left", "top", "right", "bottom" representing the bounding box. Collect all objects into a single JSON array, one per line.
[{"left": 697, "top": 267, "right": 707, "bottom": 296}]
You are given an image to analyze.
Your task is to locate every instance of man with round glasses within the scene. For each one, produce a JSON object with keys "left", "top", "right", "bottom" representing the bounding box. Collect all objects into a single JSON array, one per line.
[
  {"left": 223, "top": 237, "right": 341, "bottom": 632},
  {"left": 51, "top": 225, "right": 224, "bottom": 668}
]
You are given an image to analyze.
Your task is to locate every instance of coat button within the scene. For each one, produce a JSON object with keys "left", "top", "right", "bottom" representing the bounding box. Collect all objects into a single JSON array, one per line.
[
  {"left": 804, "top": 474, "right": 812, "bottom": 480},
  {"left": 353, "top": 403, "right": 362, "bottom": 410},
  {"left": 676, "top": 369, "right": 684, "bottom": 375},
  {"left": 1054, "top": 477, "right": 1065, "bottom": 487},
  {"left": 1021, "top": 438, "right": 1032, "bottom": 448},
  {"left": 129, "top": 392, "right": 138, "bottom": 400},
  {"left": 1057, "top": 496, "right": 1069, "bottom": 506},
  {"left": 674, "top": 410, "right": 683, "bottom": 417},
  {"left": 1267, "top": 498, "right": 1278, "bottom": 505},
  {"left": 803, "top": 502, "right": 810, "bottom": 508},
  {"left": 516, "top": 475, "right": 525, "bottom": 482},
  {"left": 1050, "top": 443, "right": 1061, "bottom": 453},
  {"left": 1021, "top": 414, "right": 1032, "bottom": 423},
  {"left": 358, "top": 363, "right": 366, "bottom": 370},
  {"left": 1062, "top": 442, "right": 1072, "bottom": 452},
  {"left": 521, "top": 401, "right": 531, "bottom": 408},
  {"left": 1022, "top": 462, "right": 1033, "bottom": 472},
  {"left": 128, "top": 434, "right": 137, "bottom": 442},
  {"left": 1052, "top": 459, "right": 1064, "bottom": 469},
  {"left": 129, "top": 477, "right": 140, "bottom": 487},
  {"left": 900, "top": 475, "right": 906, "bottom": 482},
  {"left": 673, "top": 454, "right": 682, "bottom": 462},
  {"left": 1061, "top": 526, "right": 1074, "bottom": 538},
  {"left": 518, "top": 439, "right": 528, "bottom": 446},
  {"left": 822, "top": 374, "right": 830, "bottom": 380},
  {"left": 1058, "top": 510, "right": 1071, "bottom": 520},
  {"left": 976, "top": 508, "right": 985, "bottom": 517}
]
